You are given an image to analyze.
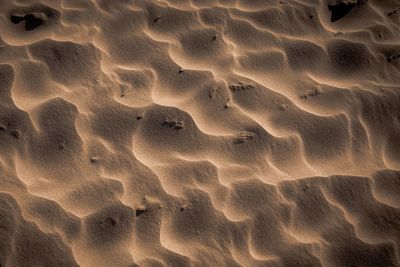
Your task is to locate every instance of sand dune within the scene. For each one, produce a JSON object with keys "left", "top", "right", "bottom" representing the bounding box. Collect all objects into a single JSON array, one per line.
[{"left": 0, "top": 0, "right": 400, "bottom": 266}]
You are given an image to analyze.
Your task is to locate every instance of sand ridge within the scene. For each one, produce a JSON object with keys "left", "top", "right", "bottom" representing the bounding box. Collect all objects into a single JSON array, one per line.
[{"left": 0, "top": 0, "right": 400, "bottom": 266}]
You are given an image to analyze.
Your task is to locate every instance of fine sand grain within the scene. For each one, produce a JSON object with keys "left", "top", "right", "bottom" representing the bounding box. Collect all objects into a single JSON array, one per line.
[{"left": 0, "top": 0, "right": 400, "bottom": 266}]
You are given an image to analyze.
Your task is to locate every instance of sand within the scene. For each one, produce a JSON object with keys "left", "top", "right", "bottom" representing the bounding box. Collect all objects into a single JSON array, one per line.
[{"left": 0, "top": 0, "right": 399, "bottom": 266}]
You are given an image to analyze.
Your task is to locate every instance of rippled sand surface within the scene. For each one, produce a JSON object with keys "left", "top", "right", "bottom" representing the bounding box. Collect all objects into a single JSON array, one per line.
[{"left": 0, "top": 0, "right": 400, "bottom": 266}]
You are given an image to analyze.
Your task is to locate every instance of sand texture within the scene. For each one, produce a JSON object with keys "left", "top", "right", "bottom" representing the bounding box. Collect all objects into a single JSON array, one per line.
[{"left": 0, "top": 0, "right": 400, "bottom": 266}]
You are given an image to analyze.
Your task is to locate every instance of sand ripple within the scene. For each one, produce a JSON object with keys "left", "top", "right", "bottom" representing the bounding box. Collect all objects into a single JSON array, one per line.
[{"left": 0, "top": 0, "right": 400, "bottom": 266}]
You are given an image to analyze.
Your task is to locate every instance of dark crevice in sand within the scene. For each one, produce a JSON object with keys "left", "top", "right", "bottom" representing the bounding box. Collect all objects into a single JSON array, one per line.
[
  {"left": 10, "top": 15, "right": 24, "bottom": 24},
  {"left": 328, "top": 0, "right": 368, "bottom": 22},
  {"left": 328, "top": 3, "right": 356, "bottom": 22},
  {"left": 10, "top": 14, "right": 44, "bottom": 31}
]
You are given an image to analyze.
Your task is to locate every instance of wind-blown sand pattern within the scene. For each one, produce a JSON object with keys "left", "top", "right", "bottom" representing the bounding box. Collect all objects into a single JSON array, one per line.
[{"left": 0, "top": 0, "right": 400, "bottom": 266}]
